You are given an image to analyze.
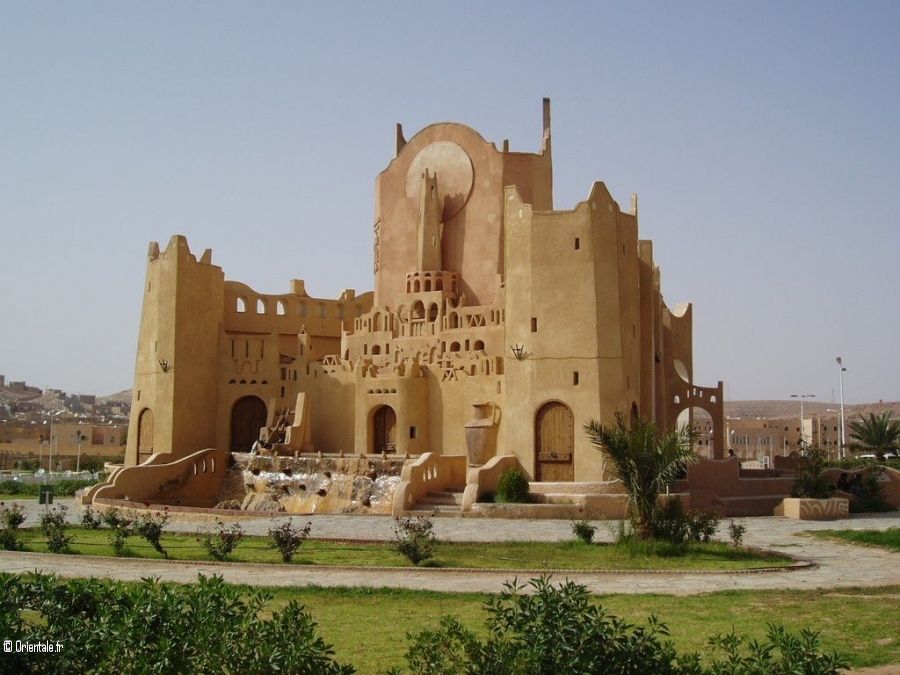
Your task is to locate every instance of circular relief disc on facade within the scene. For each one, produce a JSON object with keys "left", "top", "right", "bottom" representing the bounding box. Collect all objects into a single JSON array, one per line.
[{"left": 405, "top": 141, "right": 474, "bottom": 221}]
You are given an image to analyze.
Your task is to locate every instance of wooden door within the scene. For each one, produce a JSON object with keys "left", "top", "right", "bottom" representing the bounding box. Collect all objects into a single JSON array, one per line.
[
  {"left": 231, "top": 396, "right": 267, "bottom": 452},
  {"left": 373, "top": 405, "right": 397, "bottom": 453},
  {"left": 535, "top": 402, "right": 574, "bottom": 481},
  {"left": 138, "top": 408, "right": 154, "bottom": 463}
]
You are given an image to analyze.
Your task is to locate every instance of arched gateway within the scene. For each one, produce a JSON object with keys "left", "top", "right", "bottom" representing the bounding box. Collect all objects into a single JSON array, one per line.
[{"left": 230, "top": 396, "right": 267, "bottom": 452}]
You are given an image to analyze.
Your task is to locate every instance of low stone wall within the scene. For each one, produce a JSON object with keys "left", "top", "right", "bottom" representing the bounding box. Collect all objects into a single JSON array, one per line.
[
  {"left": 84, "top": 449, "right": 229, "bottom": 507},
  {"left": 775, "top": 497, "right": 849, "bottom": 520}
]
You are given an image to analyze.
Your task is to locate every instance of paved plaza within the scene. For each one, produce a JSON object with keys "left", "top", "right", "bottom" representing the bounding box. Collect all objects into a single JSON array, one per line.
[{"left": 0, "top": 499, "right": 898, "bottom": 595}]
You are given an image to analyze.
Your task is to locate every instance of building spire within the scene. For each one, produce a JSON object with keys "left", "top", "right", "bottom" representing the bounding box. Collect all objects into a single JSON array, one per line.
[{"left": 417, "top": 170, "right": 442, "bottom": 271}]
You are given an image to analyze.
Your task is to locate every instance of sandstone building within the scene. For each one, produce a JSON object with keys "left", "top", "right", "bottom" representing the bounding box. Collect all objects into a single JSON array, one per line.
[{"left": 121, "top": 100, "right": 724, "bottom": 494}]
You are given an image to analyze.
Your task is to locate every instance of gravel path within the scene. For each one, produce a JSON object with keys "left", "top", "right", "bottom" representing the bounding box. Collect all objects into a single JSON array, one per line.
[{"left": 0, "top": 500, "right": 898, "bottom": 595}]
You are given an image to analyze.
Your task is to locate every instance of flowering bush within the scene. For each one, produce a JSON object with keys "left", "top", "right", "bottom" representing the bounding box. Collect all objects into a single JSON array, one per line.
[
  {"left": 200, "top": 521, "right": 244, "bottom": 561},
  {"left": 102, "top": 509, "right": 134, "bottom": 556},
  {"left": 393, "top": 514, "right": 437, "bottom": 566},
  {"left": 81, "top": 505, "right": 102, "bottom": 530},
  {"left": 134, "top": 506, "right": 170, "bottom": 558},
  {"left": 268, "top": 519, "right": 312, "bottom": 563}
]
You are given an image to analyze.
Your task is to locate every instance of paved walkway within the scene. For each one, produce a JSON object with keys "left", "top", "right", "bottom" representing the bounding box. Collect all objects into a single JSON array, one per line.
[{"left": 1, "top": 500, "right": 898, "bottom": 595}]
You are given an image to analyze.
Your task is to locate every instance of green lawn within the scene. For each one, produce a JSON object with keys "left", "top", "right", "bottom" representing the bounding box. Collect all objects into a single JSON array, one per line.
[
  {"left": 260, "top": 583, "right": 900, "bottom": 674},
  {"left": 6, "top": 524, "right": 898, "bottom": 673},
  {"left": 14, "top": 526, "right": 791, "bottom": 570},
  {"left": 808, "top": 526, "right": 900, "bottom": 551}
]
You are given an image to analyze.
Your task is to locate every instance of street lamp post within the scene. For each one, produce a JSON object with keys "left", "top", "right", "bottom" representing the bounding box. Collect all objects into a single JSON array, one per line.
[
  {"left": 75, "top": 431, "right": 85, "bottom": 473},
  {"left": 790, "top": 393, "right": 816, "bottom": 448},
  {"left": 836, "top": 357, "right": 847, "bottom": 458}
]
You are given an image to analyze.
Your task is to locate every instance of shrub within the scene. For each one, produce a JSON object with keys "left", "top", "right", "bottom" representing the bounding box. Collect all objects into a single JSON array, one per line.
[
  {"left": 571, "top": 519, "right": 596, "bottom": 544},
  {"left": 200, "top": 521, "right": 244, "bottom": 561},
  {"left": 48, "top": 479, "right": 95, "bottom": 497},
  {"left": 653, "top": 498, "right": 720, "bottom": 550},
  {"left": 102, "top": 509, "right": 133, "bottom": 556},
  {"left": 0, "top": 572, "right": 354, "bottom": 675},
  {"left": 39, "top": 505, "right": 72, "bottom": 554},
  {"left": 728, "top": 520, "right": 747, "bottom": 548},
  {"left": 0, "top": 502, "right": 25, "bottom": 551},
  {"left": 0, "top": 501, "right": 26, "bottom": 530},
  {"left": 791, "top": 447, "right": 833, "bottom": 499},
  {"left": 495, "top": 467, "right": 529, "bottom": 503},
  {"left": 404, "top": 576, "right": 691, "bottom": 675},
  {"left": 402, "top": 576, "right": 847, "bottom": 675},
  {"left": 393, "top": 514, "right": 436, "bottom": 566},
  {"left": 81, "top": 506, "right": 102, "bottom": 530},
  {"left": 0, "top": 480, "right": 23, "bottom": 495},
  {"left": 133, "top": 507, "right": 170, "bottom": 557},
  {"left": 687, "top": 509, "right": 720, "bottom": 544},
  {"left": 707, "top": 623, "right": 847, "bottom": 675},
  {"left": 0, "top": 480, "right": 96, "bottom": 498},
  {"left": 847, "top": 465, "right": 896, "bottom": 513},
  {"left": 269, "top": 519, "right": 312, "bottom": 562}
]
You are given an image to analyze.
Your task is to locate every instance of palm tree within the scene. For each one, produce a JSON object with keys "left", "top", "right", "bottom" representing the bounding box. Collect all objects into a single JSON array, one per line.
[
  {"left": 848, "top": 412, "right": 900, "bottom": 461},
  {"left": 583, "top": 412, "right": 696, "bottom": 540}
]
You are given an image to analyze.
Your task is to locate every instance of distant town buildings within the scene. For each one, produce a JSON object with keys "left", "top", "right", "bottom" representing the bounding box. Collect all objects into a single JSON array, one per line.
[{"left": 0, "top": 375, "right": 129, "bottom": 471}]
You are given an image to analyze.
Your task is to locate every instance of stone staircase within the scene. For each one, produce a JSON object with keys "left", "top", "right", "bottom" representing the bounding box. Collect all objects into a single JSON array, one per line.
[{"left": 407, "top": 488, "right": 465, "bottom": 517}]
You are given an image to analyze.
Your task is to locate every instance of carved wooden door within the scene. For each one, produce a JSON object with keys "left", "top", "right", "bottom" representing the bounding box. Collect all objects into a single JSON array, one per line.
[{"left": 535, "top": 402, "right": 574, "bottom": 481}]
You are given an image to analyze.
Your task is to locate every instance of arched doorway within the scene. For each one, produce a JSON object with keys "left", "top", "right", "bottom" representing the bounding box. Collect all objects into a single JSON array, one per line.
[
  {"left": 372, "top": 405, "right": 397, "bottom": 454},
  {"left": 137, "top": 408, "right": 154, "bottom": 464},
  {"left": 676, "top": 407, "right": 717, "bottom": 460},
  {"left": 535, "top": 401, "right": 574, "bottom": 481},
  {"left": 231, "top": 396, "right": 267, "bottom": 452}
]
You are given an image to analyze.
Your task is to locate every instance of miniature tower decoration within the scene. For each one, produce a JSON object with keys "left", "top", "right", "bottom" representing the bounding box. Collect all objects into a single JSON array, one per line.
[{"left": 416, "top": 169, "right": 442, "bottom": 273}]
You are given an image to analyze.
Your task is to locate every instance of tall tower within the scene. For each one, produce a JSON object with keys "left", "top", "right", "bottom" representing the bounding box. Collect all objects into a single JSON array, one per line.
[
  {"left": 125, "top": 236, "right": 225, "bottom": 465},
  {"left": 416, "top": 169, "right": 442, "bottom": 272}
]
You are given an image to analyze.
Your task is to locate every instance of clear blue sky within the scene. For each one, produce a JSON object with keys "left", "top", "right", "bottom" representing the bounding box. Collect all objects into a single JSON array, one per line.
[{"left": 1, "top": 2, "right": 898, "bottom": 404}]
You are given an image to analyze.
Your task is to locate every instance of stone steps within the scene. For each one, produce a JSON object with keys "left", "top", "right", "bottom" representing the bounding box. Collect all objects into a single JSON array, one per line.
[{"left": 407, "top": 489, "right": 464, "bottom": 517}]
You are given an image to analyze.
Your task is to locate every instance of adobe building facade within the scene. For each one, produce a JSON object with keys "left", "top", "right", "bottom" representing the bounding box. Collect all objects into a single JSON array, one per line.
[{"left": 123, "top": 99, "right": 724, "bottom": 486}]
